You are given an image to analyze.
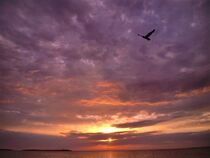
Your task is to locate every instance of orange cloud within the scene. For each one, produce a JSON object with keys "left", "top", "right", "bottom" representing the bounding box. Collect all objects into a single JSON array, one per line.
[
  {"left": 79, "top": 97, "right": 171, "bottom": 106},
  {"left": 94, "top": 81, "right": 121, "bottom": 98},
  {"left": 0, "top": 99, "right": 15, "bottom": 104},
  {"left": 15, "top": 83, "right": 57, "bottom": 97},
  {"left": 80, "top": 81, "right": 171, "bottom": 106},
  {"left": 175, "top": 85, "right": 210, "bottom": 98},
  {"left": 14, "top": 78, "right": 80, "bottom": 97},
  {"left": 96, "top": 81, "right": 117, "bottom": 88}
]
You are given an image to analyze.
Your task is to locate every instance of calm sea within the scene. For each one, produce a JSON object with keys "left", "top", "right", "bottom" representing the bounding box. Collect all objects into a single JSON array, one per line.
[{"left": 0, "top": 148, "right": 209, "bottom": 158}]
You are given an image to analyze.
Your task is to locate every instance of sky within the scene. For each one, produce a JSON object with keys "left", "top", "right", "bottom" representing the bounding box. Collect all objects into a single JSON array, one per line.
[{"left": 0, "top": 0, "right": 210, "bottom": 151}]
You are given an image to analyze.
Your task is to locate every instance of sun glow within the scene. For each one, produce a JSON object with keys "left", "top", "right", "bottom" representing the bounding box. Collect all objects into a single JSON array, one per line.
[
  {"left": 108, "top": 138, "right": 113, "bottom": 142},
  {"left": 99, "top": 138, "right": 115, "bottom": 143},
  {"left": 101, "top": 127, "right": 119, "bottom": 133},
  {"left": 85, "top": 124, "right": 126, "bottom": 133}
]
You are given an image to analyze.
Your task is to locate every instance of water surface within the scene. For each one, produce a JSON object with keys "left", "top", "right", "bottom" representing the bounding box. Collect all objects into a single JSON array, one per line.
[{"left": 0, "top": 148, "right": 209, "bottom": 158}]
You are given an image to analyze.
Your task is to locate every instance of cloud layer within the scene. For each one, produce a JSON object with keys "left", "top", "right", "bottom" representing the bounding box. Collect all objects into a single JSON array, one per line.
[{"left": 0, "top": 0, "right": 210, "bottom": 150}]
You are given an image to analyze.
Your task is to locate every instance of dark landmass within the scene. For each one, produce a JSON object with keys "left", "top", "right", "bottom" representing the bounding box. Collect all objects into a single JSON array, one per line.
[
  {"left": 0, "top": 149, "right": 13, "bottom": 151},
  {"left": 0, "top": 149, "right": 72, "bottom": 152}
]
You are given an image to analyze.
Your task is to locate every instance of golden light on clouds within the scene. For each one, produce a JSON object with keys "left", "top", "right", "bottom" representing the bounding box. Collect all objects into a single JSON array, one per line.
[
  {"left": 79, "top": 97, "right": 171, "bottom": 106},
  {"left": 175, "top": 85, "right": 210, "bottom": 98},
  {"left": 100, "top": 126, "right": 120, "bottom": 134},
  {"left": 85, "top": 124, "right": 130, "bottom": 134},
  {"left": 98, "top": 138, "right": 115, "bottom": 143}
]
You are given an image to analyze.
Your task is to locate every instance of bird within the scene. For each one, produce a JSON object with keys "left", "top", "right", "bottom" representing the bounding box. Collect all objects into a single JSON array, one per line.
[{"left": 138, "top": 29, "right": 155, "bottom": 41}]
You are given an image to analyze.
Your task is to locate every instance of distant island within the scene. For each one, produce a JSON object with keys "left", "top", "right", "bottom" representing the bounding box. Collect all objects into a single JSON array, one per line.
[
  {"left": 0, "top": 149, "right": 72, "bottom": 152},
  {"left": 0, "top": 149, "right": 13, "bottom": 151}
]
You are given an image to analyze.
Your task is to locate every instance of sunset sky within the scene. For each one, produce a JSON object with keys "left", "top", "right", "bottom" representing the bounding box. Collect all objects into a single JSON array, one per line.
[{"left": 0, "top": 0, "right": 210, "bottom": 151}]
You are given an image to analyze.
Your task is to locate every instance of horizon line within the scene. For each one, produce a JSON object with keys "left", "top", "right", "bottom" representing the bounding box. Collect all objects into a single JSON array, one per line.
[{"left": 1, "top": 146, "right": 210, "bottom": 152}]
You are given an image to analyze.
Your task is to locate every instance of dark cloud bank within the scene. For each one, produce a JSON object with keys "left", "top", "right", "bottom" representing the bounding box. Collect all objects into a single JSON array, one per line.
[{"left": 0, "top": 129, "right": 210, "bottom": 150}]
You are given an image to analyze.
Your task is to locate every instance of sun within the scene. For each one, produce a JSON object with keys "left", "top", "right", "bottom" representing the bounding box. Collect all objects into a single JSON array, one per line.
[
  {"left": 98, "top": 138, "right": 115, "bottom": 143},
  {"left": 108, "top": 138, "right": 113, "bottom": 143}
]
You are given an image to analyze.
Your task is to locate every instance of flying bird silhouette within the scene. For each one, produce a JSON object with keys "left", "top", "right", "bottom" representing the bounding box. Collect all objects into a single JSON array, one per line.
[{"left": 138, "top": 29, "right": 155, "bottom": 41}]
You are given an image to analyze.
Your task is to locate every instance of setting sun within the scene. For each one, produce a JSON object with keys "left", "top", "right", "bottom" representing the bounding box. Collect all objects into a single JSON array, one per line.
[
  {"left": 99, "top": 138, "right": 115, "bottom": 143},
  {"left": 108, "top": 138, "right": 113, "bottom": 143}
]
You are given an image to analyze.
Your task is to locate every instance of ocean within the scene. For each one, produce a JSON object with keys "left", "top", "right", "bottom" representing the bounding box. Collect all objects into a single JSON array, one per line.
[{"left": 0, "top": 148, "right": 209, "bottom": 158}]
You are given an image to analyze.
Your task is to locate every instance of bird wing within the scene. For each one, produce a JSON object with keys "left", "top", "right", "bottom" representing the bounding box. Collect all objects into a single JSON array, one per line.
[{"left": 145, "top": 29, "right": 155, "bottom": 38}]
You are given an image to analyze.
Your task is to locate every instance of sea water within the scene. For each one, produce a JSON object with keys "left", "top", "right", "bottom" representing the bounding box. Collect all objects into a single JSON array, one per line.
[{"left": 0, "top": 148, "right": 209, "bottom": 158}]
